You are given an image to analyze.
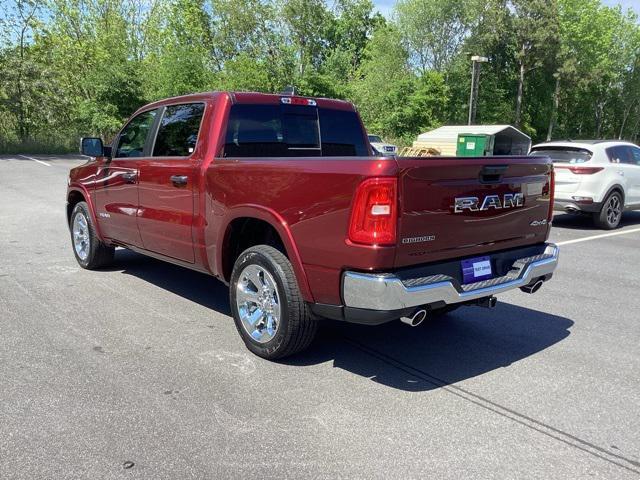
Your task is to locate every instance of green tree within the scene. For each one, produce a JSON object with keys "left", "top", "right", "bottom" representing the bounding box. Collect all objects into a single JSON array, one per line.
[
  {"left": 0, "top": 0, "right": 40, "bottom": 142},
  {"left": 395, "top": 0, "right": 472, "bottom": 73},
  {"left": 511, "top": 0, "right": 559, "bottom": 129},
  {"left": 280, "top": 0, "right": 331, "bottom": 77},
  {"left": 352, "top": 25, "right": 448, "bottom": 141},
  {"left": 143, "top": 0, "right": 215, "bottom": 100}
]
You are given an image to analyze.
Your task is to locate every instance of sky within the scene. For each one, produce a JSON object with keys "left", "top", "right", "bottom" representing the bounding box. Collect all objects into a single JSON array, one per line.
[{"left": 372, "top": 0, "right": 640, "bottom": 18}]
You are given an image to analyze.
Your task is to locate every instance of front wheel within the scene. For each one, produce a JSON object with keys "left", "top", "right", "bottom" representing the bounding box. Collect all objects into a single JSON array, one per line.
[
  {"left": 593, "top": 192, "right": 623, "bottom": 230},
  {"left": 70, "top": 202, "right": 114, "bottom": 269},
  {"left": 229, "top": 245, "right": 318, "bottom": 360}
]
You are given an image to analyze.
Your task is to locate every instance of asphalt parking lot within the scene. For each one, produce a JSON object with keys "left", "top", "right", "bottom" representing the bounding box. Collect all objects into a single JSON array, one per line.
[{"left": 1, "top": 154, "right": 639, "bottom": 479}]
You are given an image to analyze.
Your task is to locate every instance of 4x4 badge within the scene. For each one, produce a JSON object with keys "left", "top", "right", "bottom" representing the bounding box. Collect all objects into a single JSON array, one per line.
[{"left": 530, "top": 219, "right": 548, "bottom": 226}]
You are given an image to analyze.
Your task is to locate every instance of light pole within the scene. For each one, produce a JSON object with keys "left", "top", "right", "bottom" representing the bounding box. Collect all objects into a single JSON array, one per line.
[{"left": 468, "top": 55, "right": 488, "bottom": 125}]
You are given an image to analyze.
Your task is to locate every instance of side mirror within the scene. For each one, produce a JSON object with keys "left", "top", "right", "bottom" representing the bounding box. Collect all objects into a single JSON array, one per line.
[{"left": 80, "top": 137, "right": 104, "bottom": 157}]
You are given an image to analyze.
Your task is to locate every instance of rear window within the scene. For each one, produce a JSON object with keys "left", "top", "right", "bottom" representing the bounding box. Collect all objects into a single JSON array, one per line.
[
  {"left": 224, "top": 104, "right": 368, "bottom": 157},
  {"left": 368, "top": 135, "right": 382, "bottom": 143},
  {"left": 529, "top": 147, "right": 592, "bottom": 164}
]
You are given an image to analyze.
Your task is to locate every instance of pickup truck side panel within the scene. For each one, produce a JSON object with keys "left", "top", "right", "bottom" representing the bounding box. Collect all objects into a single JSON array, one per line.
[{"left": 206, "top": 157, "right": 399, "bottom": 304}]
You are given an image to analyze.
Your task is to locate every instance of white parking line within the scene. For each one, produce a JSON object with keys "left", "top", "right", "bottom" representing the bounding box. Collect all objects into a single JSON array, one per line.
[
  {"left": 557, "top": 227, "right": 640, "bottom": 246},
  {"left": 19, "top": 154, "right": 51, "bottom": 167}
]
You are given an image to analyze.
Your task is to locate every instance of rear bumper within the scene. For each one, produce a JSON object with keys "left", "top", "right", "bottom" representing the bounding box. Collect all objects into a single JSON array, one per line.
[
  {"left": 554, "top": 199, "right": 602, "bottom": 213},
  {"left": 341, "top": 243, "right": 559, "bottom": 312}
]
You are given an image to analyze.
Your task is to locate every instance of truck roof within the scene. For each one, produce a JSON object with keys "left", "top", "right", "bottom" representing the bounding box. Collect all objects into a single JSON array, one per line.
[{"left": 137, "top": 91, "right": 355, "bottom": 113}]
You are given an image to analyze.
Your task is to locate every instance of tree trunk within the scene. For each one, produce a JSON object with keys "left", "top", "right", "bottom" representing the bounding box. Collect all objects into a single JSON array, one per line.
[
  {"left": 618, "top": 101, "right": 634, "bottom": 140},
  {"left": 514, "top": 46, "right": 526, "bottom": 128},
  {"left": 547, "top": 76, "right": 560, "bottom": 141},
  {"left": 631, "top": 108, "right": 640, "bottom": 142},
  {"left": 595, "top": 100, "right": 605, "bottom": 138}
]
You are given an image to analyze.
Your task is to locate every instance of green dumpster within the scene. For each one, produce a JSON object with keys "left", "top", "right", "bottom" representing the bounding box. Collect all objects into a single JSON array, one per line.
[{"left": 456, "top": 134, "right": 494, "bottom": 157}]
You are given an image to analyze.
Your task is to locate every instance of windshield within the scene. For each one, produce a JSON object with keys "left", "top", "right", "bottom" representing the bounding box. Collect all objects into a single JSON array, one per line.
[
  {"left": 368, "top": 135, "right": 382, "bottom": 143},
  {"left": 529, "top": 147, "right": 592, "bottom": 164}
]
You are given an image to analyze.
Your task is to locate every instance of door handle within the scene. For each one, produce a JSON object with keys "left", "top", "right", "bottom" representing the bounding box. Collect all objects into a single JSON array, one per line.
[
  {"left": 122, "top": 172, "right": 137, "bottom": 183},
  {"left": 618, "top": 170, "right": 625, "bottom": 176},
  {"left": 170, "top": 175, "right": 188, "bottom": 187}
]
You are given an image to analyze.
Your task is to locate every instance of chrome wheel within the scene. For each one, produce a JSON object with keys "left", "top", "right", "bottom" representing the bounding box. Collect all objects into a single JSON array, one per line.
[
  {"left": 235, "top": 264, "right": 281, "bottom": 343},
  {"left": 72, "top": 212, "right": 90, "bottom": 261},
  {"left": 606, "top": 195, "right": 622, "bottom": 225}
]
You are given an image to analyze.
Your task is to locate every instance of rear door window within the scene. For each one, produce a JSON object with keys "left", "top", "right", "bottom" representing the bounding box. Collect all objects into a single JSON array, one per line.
[
  {"left": 224, "top": 104, "right": 368, "bottom": 157},
  {"left": 607, "top": 146, "right": 633, "bottom": 164},
  {"left": 115, "top": 109, "right": 157, "bottom": 158},
  {"left": 529, "top": 147, "right": 592, "bottom": 164},
  {"left": 153, "top": 103, "right": 205, "bottom": 157},
  {"left": 628, "top": 146, "right": 640, "bottom": 166}
]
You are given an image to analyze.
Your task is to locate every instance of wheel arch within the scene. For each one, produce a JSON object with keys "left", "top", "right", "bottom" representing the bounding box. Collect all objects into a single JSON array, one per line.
[
  {"left": 602, "top": 184, "right": 625, "bottom": 205},
  {"left": 66, "top": 185, "right": 104, "bottom": 240},
  {"left": 217, "top": 206, "right": 313, "bottom": 302}
]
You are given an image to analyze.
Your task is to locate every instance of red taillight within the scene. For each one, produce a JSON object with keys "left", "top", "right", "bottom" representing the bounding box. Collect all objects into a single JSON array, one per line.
[
  {"left": 548, "top": 167, "right": 555, "bottom": 221},
  {"left": 348, "top": 177, "right": 397, "bottom": 246},
  {"left": 564, "top": 166, "right": 604, "bottom": 174}
]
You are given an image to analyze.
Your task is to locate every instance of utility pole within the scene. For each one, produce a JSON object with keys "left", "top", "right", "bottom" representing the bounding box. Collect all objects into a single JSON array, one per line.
[{"left": 468, "top": 55, "right": 488, "bottom": 125}]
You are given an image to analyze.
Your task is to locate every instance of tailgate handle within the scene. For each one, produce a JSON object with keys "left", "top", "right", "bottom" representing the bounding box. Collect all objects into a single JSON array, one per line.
[{"left": 480, "top": 165, "right": 508, "bottom": 184}]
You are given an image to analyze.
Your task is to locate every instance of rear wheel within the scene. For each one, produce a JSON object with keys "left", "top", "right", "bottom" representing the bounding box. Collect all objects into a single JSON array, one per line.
[
  {"left": 593, "top": 192, "right": 623, "bottom": 230},
  {"left": 70, "top": 202, "right": 114, "bottom": 269},
  {"left": 230, "top": 245, "right": 317, "bottom": 360}
]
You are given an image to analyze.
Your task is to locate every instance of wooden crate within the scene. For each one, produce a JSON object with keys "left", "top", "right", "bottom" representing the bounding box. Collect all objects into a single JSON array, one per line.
[{"left": 399, "top": 146, "right": 442, "bottom": 157}]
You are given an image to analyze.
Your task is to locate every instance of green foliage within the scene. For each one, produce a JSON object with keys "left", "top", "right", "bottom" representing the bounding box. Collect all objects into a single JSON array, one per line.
[
  {"left": 395, "top": 0, "right": 473, "bottom": 73},
  {"left": 352, "top": 25, "right": 449, "bottom": 141},
  {"left": 1, "top": 0, "right": 640, "bottom": 154}
]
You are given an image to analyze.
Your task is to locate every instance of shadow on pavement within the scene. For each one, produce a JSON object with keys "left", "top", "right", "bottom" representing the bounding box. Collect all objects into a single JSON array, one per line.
[
  {"left": 112, "top": 248, "right": 231, "bottom": 316},
  {"left": 289, "top": 303, "right": 573, "bottom": 391},
  {"left": 111, "top": 249, "right": 573, "bottom": 392},
  {"left": 552, "top": 211, "right": 640, "bottom": 230}
]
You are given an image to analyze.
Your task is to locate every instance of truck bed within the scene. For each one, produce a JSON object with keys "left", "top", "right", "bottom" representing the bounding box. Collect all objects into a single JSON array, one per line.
[{"left": 207, "top": 154, "right": 553, "bottom": 305}]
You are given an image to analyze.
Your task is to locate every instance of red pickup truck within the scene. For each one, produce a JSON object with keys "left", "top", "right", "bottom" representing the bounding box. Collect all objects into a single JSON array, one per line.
[{"left": 68, "top": 92, "right": 558, "bottom": 359}]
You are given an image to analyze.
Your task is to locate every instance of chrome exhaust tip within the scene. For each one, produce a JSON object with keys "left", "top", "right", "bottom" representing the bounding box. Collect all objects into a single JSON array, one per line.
[
  {"left": 400, "top": 309, "right": 427, "bottom": 327},
  {"left": 520, "top": 279, "right": 544, "bottom": 294}
]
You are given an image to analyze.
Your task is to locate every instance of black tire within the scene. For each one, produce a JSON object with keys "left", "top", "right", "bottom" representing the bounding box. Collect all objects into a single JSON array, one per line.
[
  {"left": 69, "top": 202, "right": 115, "bottom": 269},
  {"left": 593, "top": 191, "right": 623, "bottom": 230},
  {"left": 229, "top": 245, "right": 317, "bottom": 360}
]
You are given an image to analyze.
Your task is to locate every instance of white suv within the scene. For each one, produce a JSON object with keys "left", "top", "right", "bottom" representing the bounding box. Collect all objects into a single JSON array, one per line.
[{"left": 530, "top": 140, "right": 640, "bottom": 229}]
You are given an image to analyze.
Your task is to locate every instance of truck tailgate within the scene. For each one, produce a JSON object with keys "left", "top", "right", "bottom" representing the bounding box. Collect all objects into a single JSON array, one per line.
[{"left": 395, "top": 156, "right": 552, "bottom": 268}]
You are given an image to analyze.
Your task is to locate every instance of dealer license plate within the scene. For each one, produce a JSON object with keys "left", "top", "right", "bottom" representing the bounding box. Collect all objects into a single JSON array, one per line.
[{"left": 461, "top": 256, "right": 492, "bottom": 284}]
